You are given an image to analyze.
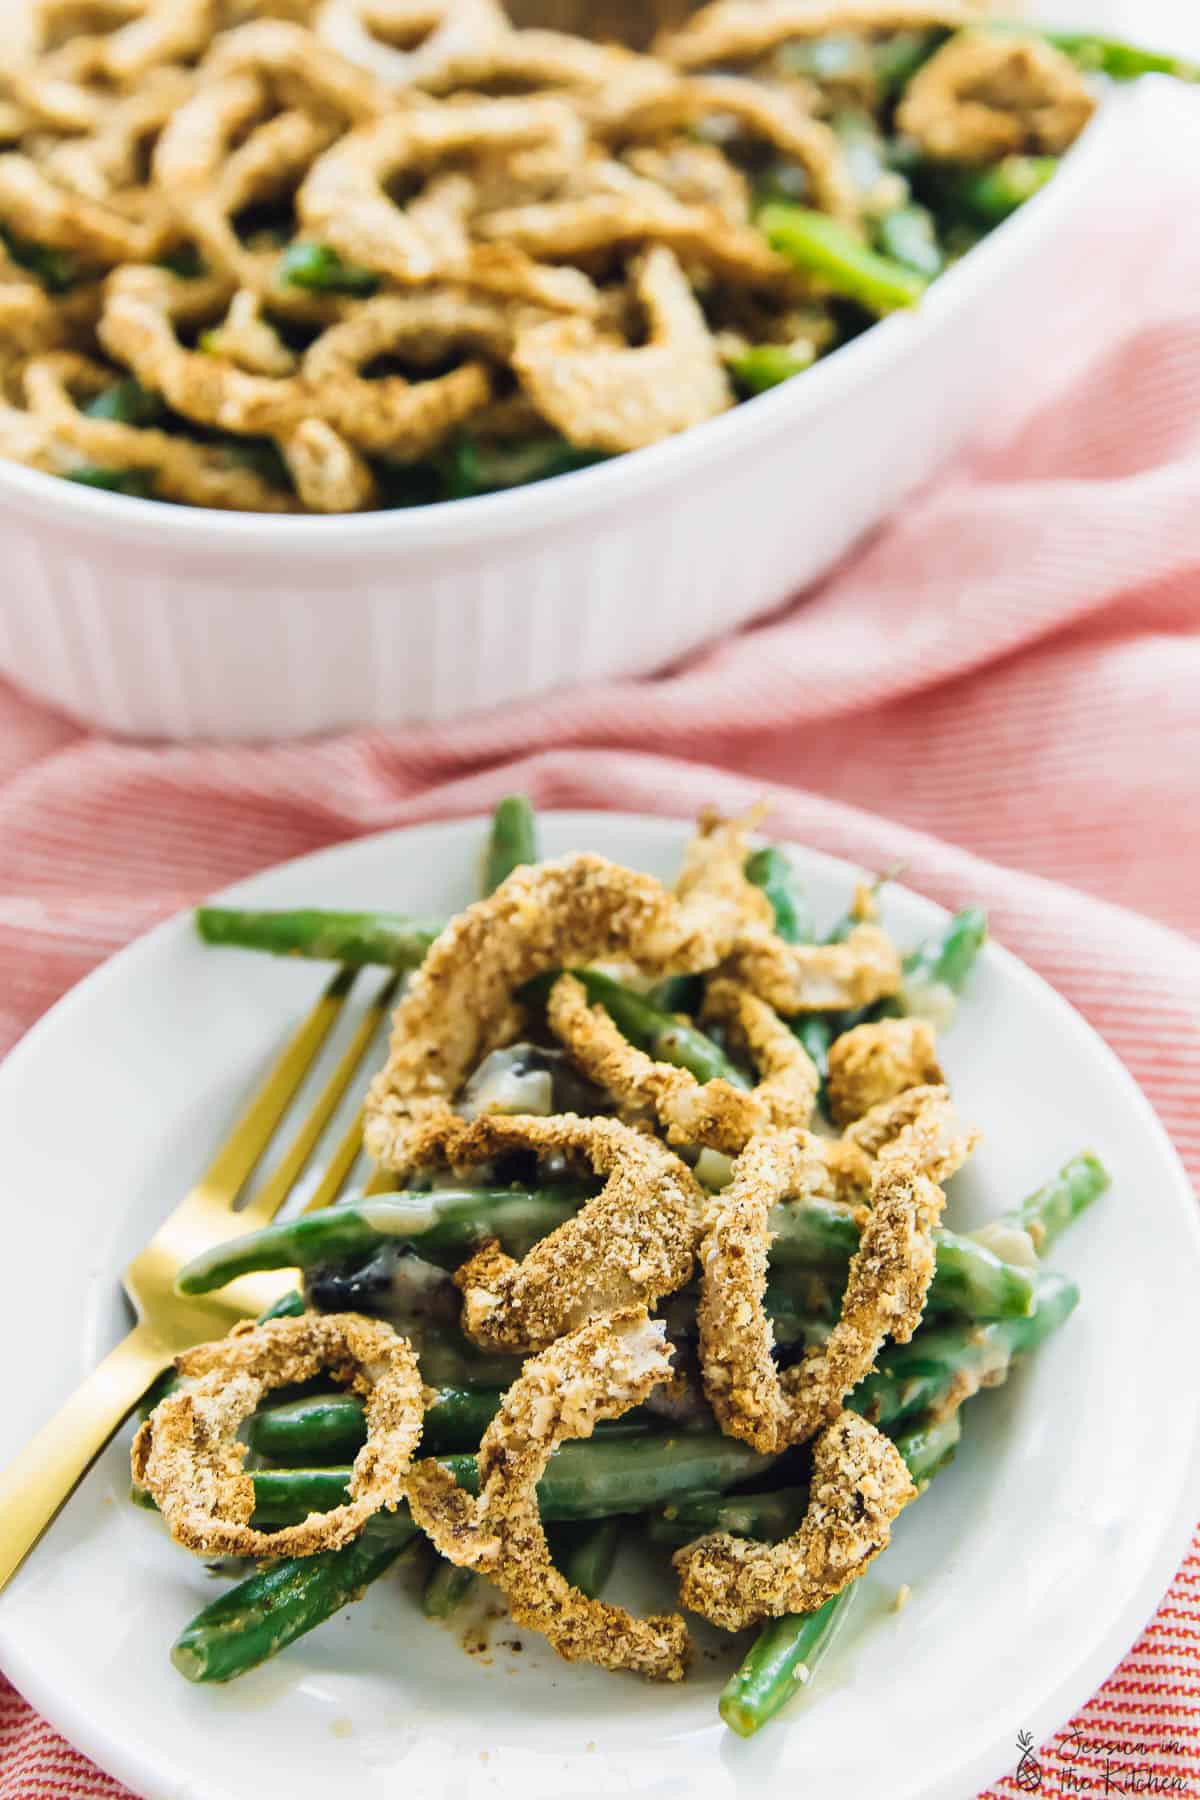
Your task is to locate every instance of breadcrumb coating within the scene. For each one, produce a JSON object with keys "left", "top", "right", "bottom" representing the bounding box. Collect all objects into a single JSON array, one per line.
[
  {"left": 897, "top": 30, "right": 1095, "bottom": 164},
  {"left": 673, "top": 1410, "right": 916, "bottom": 1629},
  {"left": 364, "top": 832, "right": 770, "bottom": 1172},
  {"left": 547, "top": 971, "right": 817, "bottom": 1152},
  {"left": 131, "top": 1313, "right": 425, "bottom": 1558},
  {"left": 401, "top": 1112, "right": 704, "bottom": 1351},
  {"left": 406, "top": 1307, "right": 690, "bottom": 1678},
  {"left": 729, "top": 921, "right": 904, "bottom": 1015},
  {"left": 825, "top": 1017, "right": 944, "bottom": 1128},
  {"left": 697, "top": 1091, "right": 977, "bottom": 1453},
  {"left": 655, "top": 0, "right": 980, "bottom": 70}
]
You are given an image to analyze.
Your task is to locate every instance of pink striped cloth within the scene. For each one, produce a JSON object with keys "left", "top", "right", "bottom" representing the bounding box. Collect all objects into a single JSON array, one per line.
[{"left": 3, "top": 79, "right": 1200, "bottom": 1800}]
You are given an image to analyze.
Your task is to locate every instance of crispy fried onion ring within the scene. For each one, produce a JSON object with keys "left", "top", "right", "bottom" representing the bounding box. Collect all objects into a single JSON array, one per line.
[
  {"left": 728, "top": 919, "right": 903, "bottom": 1014},
  {"left": 364, "top": 816, "right": 770, "bottom": 1172},
  {"left": 698, "top": 1090, "right": 977, "bottom": 1453},
  {"left": 673, "top": 1409, "right": 915, "bottom": 1630},
  {"left": 316, "top": 0, "right": 512, "bottom": 92},
  {"left": 23, "top": 349, "right": 302, "bottom": 510},
  {"left": 512, "top": 244, "right": 732, "bottom": 454},
  {"left": 297, "top": 96, "right": 597, "bottom": 312},
  {"left": 407, "top": 1306, "right": 690, "bottom": 1678},
  {"left": 548, "top": 972, "right": 818, "bottom": 1152},
  {"left": 99, "top": 264, "right": 491, "bottom": 458},
  {"left": 655, "top": 0, "right": 979, "bottom": 71},
  {"left": 0, "top": 153, "right": 169, "bottom": 264},
  {"left": 476, "top": 158, "right": 786, "bottom": 289},
  {"left": 896, "top": 30, "right": 1095, "bottom": 164},
  {"left": 607, "top": 74, "right": 858, "bottom": 226},
  {"left": 131, "top": 1313, "right": 425, "bottom": 1558},
  {"left": 825, "top": 1017, "right": 944, "bottom": 1128},
  {"left": 403, "top": 1113, "right": 703, "bottom": 1351}
]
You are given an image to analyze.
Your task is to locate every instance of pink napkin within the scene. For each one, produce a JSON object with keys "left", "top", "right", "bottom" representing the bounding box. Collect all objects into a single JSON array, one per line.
[{"left": 3, "top": 79, "right": 1200, "bottom": 1800}]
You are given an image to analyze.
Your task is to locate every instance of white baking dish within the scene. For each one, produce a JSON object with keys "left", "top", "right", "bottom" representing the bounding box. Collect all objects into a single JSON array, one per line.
[{"left": 0, "top": 82, "right": 1140, "bottom": 741}]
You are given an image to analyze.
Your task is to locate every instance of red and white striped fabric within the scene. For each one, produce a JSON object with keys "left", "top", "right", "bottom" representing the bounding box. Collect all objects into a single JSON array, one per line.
[{"left": 3, "top": 80, "right": 1200, "bottom": 1800}]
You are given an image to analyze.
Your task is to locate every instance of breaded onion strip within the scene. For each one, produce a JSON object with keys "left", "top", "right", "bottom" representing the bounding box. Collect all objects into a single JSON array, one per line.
[
  {"left": 364, "top": 839, "right": 768, "bottom": 1171},
  {"left": 612, "top": 74, "right": 858, "bottom": 225},
  {"left": 43, "top": 67, "right": 193, "bottom": 203},
  {"left": 512, "top": 245, "right": 733, "bottom": 454},
  {"left": 408, "top": 1113, "right": 703, "bottom": 1351},
  {"left": 96, "top": 0, "right": 215, "bottom": 83},
  {"left": 547, "top": 973, "right": 816, "bottom": 1152},
  {"left": 825, "top": 1018, "right": 944, "bottom": 1128},
  {"left": 316, "top": 0, "right": 511, "bottom": 92},
  {"left": 23, "top": 350, "right": 301, "bottom": 511},
  {"left": 407, "top": 1307, "right": 689, "bottom": 1679},
  {"left": 131, "top": 1313, "right": 425, "bottom": 1558},
  {"left": 477, "top": 164, "right": 786, "bottom": 288},
  {"left": 728, "top": 920, "right": 903, "bottom": 1015},
  {"left": 673, "top": 1410, "right": 915, "bottom": 1630},
  {"left": 99, "top": 265, "right": 490, "bottom": 459},
  {"left": 699, "top": 1093, "right": 976, "bottom": 1452},
  {"left": 0, "top": 153, "right": 167, "bottom": 264},
  {"left": 297, "top": 97, "right": 597, "bottom": 312},
  {"left": 280, "top": 417, "right": 376, "bottom": 512},
  {"left": 204, "top": 18, "right": 395, "bottom": 122},
  {"left": 655, "top": 0, "right": 979, "bottom": 71},
  {"left": 897, "top": 30, "right": 1095, "bottom": 164}
]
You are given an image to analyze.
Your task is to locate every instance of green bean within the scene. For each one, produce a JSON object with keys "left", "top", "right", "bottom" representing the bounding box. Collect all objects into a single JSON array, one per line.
[
  {"left": 278, "top": 241, "right": 379, "bottom": 295},
  {"left": 990, "top": 23, "right": 1198, "bottom": 83},
  {"left": 247, "top": 1386, "right": 503, "bottom": 1460},
  {"left": 1, "top": 228, "right": 76, "bottom": 292},
  {"left": 171, "top": 1523, "right": 417, "bottom": 1683},
  {"left": 647, "top": 1486, "right": 809, "bottom": 1549},
  {"left": 561, "top": 969, "right": 752, "bottom": 1089},
  {"left": 791, "top": 1016, "right": 833, "bottom": 1082},
  {"left": 170, "top": 1433, "right": 773, "bottom": 1681},
  {"left": 717, "top": 1414, "right": 961, "bottom": 1737},
  {"left": 851, "top": 1271, "right": 1078, "bottom": 1428},
  {"left": 181, "top": 1178, "right": 1034, "bottom": 1319},
  {"left": 83, "top": 378, "right": 162, "bottom": 427},
  {"left": 758, "top": 203, "right": 928, "bottom": 314},
  {"left": 176, "top": 1188, "right": 586, "bottom": 1295},
  {"left": 556, "top": 1518, "right": 621, "bottom": 1600},
  {"left": 646, "top": 973, "right": 705, "bottom": 1014},
  {"left": 906, "top": 904, "right": 988, "bottom": 990},
  {"left": 64, "top": 466, "right": 155, "bottom": 497},
  {"left": 719, "top": 1592, "right": 852, "bottom": 1737},
  {"left": 726, "top": 342, "right": 816, "bottom": 396},
  {"left": 257, "top": 1288, "right": 307, "bottom": 1322},
  {"left": 444, "top": 434, "right": 605, "bottom": 498},
  {"left": 768, "top": 1196, "right": 1036, "bottom": 1320},
  {"left": 422, "top": 1558, "right": 477, "bottom": 1619},
  {"left": 875, "top": 203, "right": 944, "bottom": 278},
  {"left": 1000, "top": 1152, "right": 1110, "bottom": 1254},
  {"left": 936, "top": 157, "right": 1059, "bottom": 227},
  {"left": 483, "top": 795, "right": 538, "bottom": 895},
  {"left": 745, "top": 847, "right": 816, "bottom": 944},
  {"left": 194, "top": 906, "right": 440, "bottom": 967}
]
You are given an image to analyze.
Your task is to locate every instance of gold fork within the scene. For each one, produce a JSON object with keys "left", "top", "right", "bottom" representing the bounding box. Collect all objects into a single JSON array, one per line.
[{"left": 0, "top": 965, "right": 400, "bottom": 1593}]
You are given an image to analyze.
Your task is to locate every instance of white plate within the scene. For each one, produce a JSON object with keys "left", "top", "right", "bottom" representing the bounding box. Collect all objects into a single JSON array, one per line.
[{"left": 0, "top": 813, "right": 1197, "bottom": 1800}]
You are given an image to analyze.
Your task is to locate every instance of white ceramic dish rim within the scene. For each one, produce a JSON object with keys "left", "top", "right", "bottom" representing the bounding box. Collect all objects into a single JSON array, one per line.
[
  {"left": 0, "top": 810, "right": 1198, "bottom": 1800},
  {"left": 0, "top": 96, "right": 1123, "bottom": 559}
]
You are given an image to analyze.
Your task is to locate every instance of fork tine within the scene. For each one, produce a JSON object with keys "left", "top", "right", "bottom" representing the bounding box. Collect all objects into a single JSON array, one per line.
[
  {"left": 237, "top": 972, "right": 400, "bottom": 1233},
  {"left": 299, "top": 1104, "right": 368, "bottom": 1217},
  {"left": 190, "top": 966, "right": 358, "bottom": 1214}
]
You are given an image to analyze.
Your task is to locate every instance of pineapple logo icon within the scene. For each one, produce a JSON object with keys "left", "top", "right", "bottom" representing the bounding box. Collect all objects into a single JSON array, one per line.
[{"left": 1015, "top": 1730, "right": 1042, "bottom": 1792}]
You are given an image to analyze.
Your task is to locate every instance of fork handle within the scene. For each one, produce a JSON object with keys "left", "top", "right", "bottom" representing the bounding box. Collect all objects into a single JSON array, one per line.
[{"left": 0, "top": 1323, "right": 170, "bottom": 1592}]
